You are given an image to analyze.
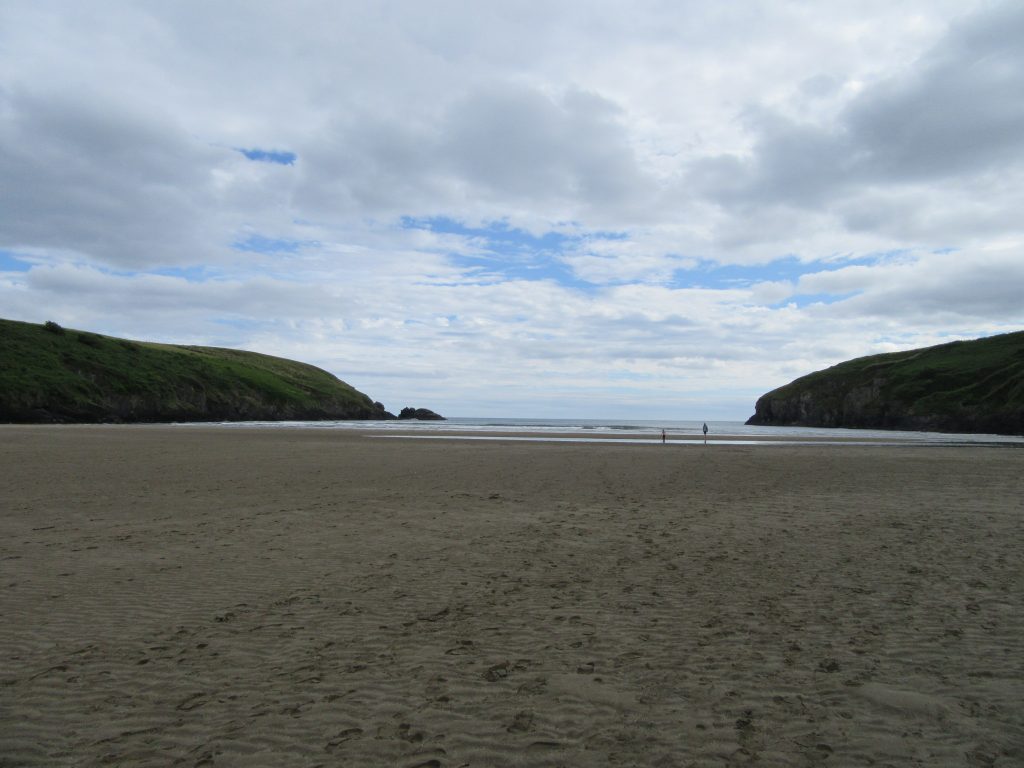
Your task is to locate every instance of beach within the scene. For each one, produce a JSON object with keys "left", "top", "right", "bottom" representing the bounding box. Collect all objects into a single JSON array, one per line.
[{"left": 1, "top": 425, "right": 1021, "bottom": 767}]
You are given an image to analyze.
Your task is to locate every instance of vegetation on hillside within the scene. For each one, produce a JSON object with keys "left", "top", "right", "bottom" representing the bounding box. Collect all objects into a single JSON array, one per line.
[
  {"left": 0, "top": 318, "right": 390, "bottom": 423},
  {"left": 746, "top": 331, "right": 1024, "bottom": 435}
]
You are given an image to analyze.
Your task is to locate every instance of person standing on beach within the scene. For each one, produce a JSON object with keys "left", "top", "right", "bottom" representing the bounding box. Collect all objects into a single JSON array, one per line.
[
  {"left": 702, "top": 422, "right": 708, "bottom": 445},
  {"left": 661, "top": 429, "right": 666, "bottom": 444}
]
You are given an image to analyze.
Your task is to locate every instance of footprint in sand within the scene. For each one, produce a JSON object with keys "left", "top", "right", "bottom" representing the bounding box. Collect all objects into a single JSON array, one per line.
[
  {"left": 325, "top": 728, "right": 363, "bottom": 752},
  {"left": 508, "top": 711, "right": 535, "bottom": 732},
  {"left": 175, "top": 692, "right": 208, "bottom": 711},
  {"left": 483, "top": 661, "right": 510, "bottom": 681}
]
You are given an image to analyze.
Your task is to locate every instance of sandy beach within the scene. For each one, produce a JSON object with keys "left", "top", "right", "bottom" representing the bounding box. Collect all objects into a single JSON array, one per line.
[{"left": 1, "top": 425, "right": 1021, "bottom": 767}]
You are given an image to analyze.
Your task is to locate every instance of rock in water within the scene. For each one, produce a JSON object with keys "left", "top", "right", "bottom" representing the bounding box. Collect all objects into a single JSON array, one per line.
[{"left": 397, "top": 407, "right": 445, "bottom": 420}]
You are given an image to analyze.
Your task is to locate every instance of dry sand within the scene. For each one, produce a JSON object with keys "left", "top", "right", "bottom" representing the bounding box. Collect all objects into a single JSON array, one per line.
[{"left": 1, "top": 425, "right": 1022, "bottom": 767}]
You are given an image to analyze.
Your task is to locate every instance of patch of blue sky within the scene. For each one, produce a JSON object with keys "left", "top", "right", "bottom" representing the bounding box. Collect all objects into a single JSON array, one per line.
[
  {"left": 149, "top": 265, "right": 220, "bottom": 283},
  {"left": 457, "top": 253, "right": 594, "bottom": 290},
  {"left": 677, "top": 257, "right": 804, "bottom": 289},
  {"left": 211, "top": 317, "right": 266, "bottom": 333},
  {"left": 606, "top": 370, "right": 656, "bottom": 382},
  {"left": 778, "top": 291, "right": 859, "bottom": 308},
  {"left": 401, "top": 216, "right": 575, "bottom": 251},
  {"left": 233, "top": 234, "right": 313, "bottom": 254},
  {"left": 674, "top": 254, "right": 882, "bottom": 291},
  {"left": 0, "top": 251, "right": 32, "bottom": 272},
  {"left": 236, "top": 148, "right": 297, "bottom": 165},
  {"left": 90, "top": 264, "right": 138, "bottom": 278},
  {"left": 585, "top": 230, "right": 630, "bottom": 241},
  {"left": 401, "top": 216, "right": 622, "bottom": 291},
  {"left": 83, "top": 263, "right": 220, "bottom": 284}
]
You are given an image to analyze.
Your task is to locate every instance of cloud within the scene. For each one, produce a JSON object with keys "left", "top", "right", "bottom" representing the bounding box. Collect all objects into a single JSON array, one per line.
[
  {"left": 846, "top": 1, "right": 1024, "bottom": 182},
  {"left": 559, "top": 236, "right": 697, "bottom": 285},
  {"left": 442, "top": 86, "right": 652, "bottom": 216},
  {"left": 688, "top": 0, "right": 1024, "bottom": 252},
  {"left": 0, "top": 87, "right": 242, "bottom": 267},
  {"left": 809, "top": 248, "right": 1024, "bottom": 321},
  {"left": 1, "top": 0, "right": 1021, "bottom": 419},
  {"left": 293, "top": 83, "right": 656, "bottom": 229}
]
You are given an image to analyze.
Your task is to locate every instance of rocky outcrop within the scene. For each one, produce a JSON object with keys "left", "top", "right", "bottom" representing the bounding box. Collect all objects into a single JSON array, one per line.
[
  {"left": 397, "top": 407, "right": 445, "bottom": 420},
  {"left": 746, "top": 331, "right": 1024, "bottom": 436}
]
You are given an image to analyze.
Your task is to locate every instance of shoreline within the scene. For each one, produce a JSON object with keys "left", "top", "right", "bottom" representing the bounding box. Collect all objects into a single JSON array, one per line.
[
  {"left": 368, "top": 431, "right": 1022, "bottom": 447},
  {"left": 4, "top": 420, "right": 1022, "bottom": 444},
  {"left": 2, "top": 426, "right": 1022, "bottom": 766}
]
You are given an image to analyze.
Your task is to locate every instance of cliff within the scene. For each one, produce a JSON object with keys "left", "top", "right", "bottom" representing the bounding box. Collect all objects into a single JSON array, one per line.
[
  {"left": 0, "top": 318, "right": 394, "bottom": 423},
  {"left": 746, "top": 331, "right": 1024, "bottom": 436}
]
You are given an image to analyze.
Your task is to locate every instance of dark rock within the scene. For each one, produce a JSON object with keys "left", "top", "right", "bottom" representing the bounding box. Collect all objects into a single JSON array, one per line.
[
  {"left": 373, "top": 402, "right": 397, "bottom": 420},
  {"left": 397, "top": 407, "right": 445, "bottom": 420}
]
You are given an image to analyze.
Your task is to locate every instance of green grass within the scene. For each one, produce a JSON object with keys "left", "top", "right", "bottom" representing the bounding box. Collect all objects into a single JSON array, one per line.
[
  {"left": 750, "top": 331, "right": 1024, "bottom": 434},
  {"left": 0, "top": 318, "right": 385, "bottom": 423}
]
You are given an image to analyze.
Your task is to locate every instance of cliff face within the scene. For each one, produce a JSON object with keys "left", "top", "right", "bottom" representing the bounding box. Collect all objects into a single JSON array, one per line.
[
  {"left": 0, "top": 318, "right": 393, "bottom": 424},
  {"left": 746, "top": 331, "right": 1024, "bottom": 436},
  {"left": 4, "top": 389, "right": 391, "bottom": 424}
]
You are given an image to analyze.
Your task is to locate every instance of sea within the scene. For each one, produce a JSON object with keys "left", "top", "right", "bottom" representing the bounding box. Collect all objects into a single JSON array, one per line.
[{"left": 178, "top": 417, "right": 1024, "bottom": 447}]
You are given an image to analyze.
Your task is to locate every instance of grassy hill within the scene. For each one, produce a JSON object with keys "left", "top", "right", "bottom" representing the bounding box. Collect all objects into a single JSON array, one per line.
[
  {"left": 746, "top": 331, "right": 1024, "bottom": 435},
  {"left": 0, "top": 318, "right": 390, "bottom": 423}
]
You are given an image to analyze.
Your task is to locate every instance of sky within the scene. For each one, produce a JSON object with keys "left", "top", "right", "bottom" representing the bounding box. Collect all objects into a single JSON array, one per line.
[{"left": 2, "top": 1, "right": 1023, "bottom": 420}]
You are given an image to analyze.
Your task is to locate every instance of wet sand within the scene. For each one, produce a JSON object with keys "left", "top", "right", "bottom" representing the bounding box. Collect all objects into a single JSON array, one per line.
[{"left": 1, "top": 425, "right": 1022, "bottom": 766}]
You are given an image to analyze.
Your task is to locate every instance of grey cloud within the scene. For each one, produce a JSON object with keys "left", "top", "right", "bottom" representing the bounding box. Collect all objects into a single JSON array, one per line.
[
  {"left": 441, "top": 86, "right": 648, "bottom": 209},
  {"left": 846, "top": 1, "right": 1024, "bottom": 181},
  {"left": 13, "top": 261, "right": 389, "bottom": 352},
  {"left": 295, "top": 115, "right": 442, "bottom": 217},
  {"left": 692, "top": 108, "right": 856, "bottom": 209},
  {"left": 688, "top": 0, "right": 1024, "bottom": 246},
  {"left": 296, "top": 83, "right": 654, "bottom": 224},
  {"left": 835, "top": 174, "right": 1024, "bottom": 243},
  {"left": 0, "top": 88, "right": 234, "bottom": 267},
  {"left": 824, "top": 251, "right": 1024, "bottom": 321}
]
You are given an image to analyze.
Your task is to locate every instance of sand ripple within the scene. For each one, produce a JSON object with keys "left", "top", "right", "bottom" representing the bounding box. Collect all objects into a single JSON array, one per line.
[{"left": 1, "top": 426, "right": 1022, "bottom": 766}]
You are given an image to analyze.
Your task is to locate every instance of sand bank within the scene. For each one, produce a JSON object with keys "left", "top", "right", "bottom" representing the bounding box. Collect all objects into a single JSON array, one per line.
[{"left": 1, "top": 425, "right": 1021, "bottom": 766}]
